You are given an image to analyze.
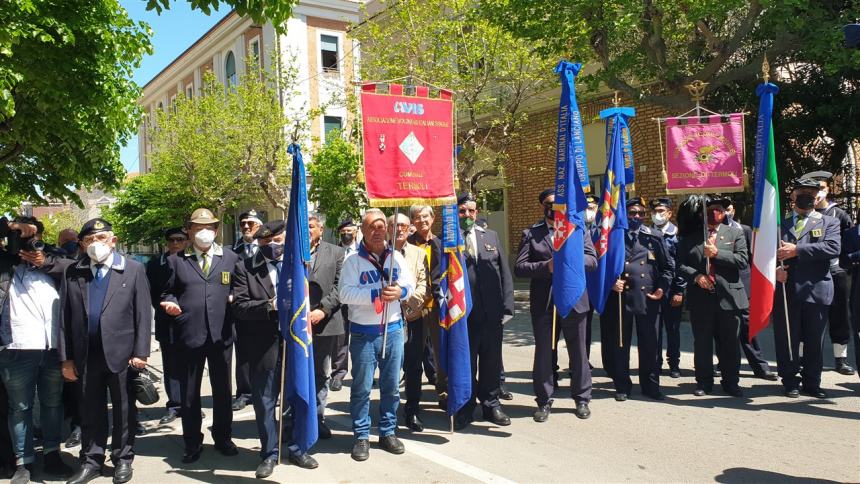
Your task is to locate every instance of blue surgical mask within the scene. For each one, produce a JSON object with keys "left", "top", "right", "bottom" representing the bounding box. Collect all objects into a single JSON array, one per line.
[
  {"left": 260, "top": 242, "right": 284, "bottom": 261},
  {"left": 628, "top": 218, "right": 642, "bottom": 231}
]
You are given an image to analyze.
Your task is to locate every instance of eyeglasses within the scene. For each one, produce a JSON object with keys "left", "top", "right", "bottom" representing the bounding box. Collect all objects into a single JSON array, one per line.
[
  {"left": 239, "top": 221, "right": 257, "bottom": 227},
  {"left": 82, "top": 232, "right": 112, "bottom": 244}
]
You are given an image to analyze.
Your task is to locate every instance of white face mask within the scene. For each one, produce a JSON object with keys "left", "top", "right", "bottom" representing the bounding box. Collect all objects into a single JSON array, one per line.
[
  {"left": 652, "top": 212, "right": 668, "bottom": 226},
  {"left": 816, "top": 190, "right": 828, "bottom": 204},
  {"left": 585, "top": 209, "right": 597, "bottom": 224},
  {"left": 195, "top": 229, "right": 216, "bottom": 247},
  {"left": 86, "top": 242, "right": 113, "bottom": 263}
]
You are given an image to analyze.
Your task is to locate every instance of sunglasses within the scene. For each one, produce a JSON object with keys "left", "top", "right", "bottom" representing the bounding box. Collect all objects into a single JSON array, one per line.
[
  {"left": 628, "top": 210, "right": 646, "bottom": 216},
  {"left": 167, "top": 237, "right": 187, "bottom": 243}
]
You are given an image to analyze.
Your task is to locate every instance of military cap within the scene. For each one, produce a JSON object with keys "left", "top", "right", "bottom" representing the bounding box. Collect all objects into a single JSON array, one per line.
[
  {"left": 626, "top": 196, "right": 647, "bottom": 208},
  {"left": 792, "top": 177, "right": 821, "bottom": 190},
  {"left": 538, "top": 188, "right": 554, "bottom": 204},
  {"left": 79, "top": 218, "right": 112, "bottom": 239},
  {"left": 337, "top": 218, "right": 356, "bottom": 232},
  {"left": 164, "top": 227, "right": 186, "bottom": 240},
  {"left": 254, "top": 220, "right": 285, "bottom": 240},
  {"left": 802, "top": 170, "right": 833, "bottom": 182},
  {"left": 238, "top": 209, "right": 263, "bottom": 224},
  {"left": 585, "top": 195, "right": 600, "bottom": 205},
  {"left": 457, "top": 192, "right": 476, "bottom": 205},
  {"left": 189, "top": 208, "right": 219, "bottom": 224},
  {"left": 706, "top": 195, "right": 732, "bottom": 208},
  {"left": 649, "top": 197, "right": 673, "bottom": 209}
]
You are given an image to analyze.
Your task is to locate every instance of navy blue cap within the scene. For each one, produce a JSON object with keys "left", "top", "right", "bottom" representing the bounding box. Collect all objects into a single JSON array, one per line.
[
  {"left": 585, "top": 195, "right": 599, "bottom": 205},
  {"left": 793, "top": 177, "right": 820, "bottom": 190},
  {"left": 706, "top": 195, "right": 731, "bottom": 208},
  {"left": 238, "top": 209, "right": 263, "bottom": 223},
  {"left": 79, "top": 218, "right": 112, "bottom": 239},
  {"left": 626, "top": 197, "right": 647, "bottom": 208},
  {"left": 538, "top": 188, "right": 554, "bottom": 204},
  {"left": 337, "top": 218, "right": 355, "bottom": 231},
  {"left": 457, "top": 192, "right": 476, "bottom": 205},
  {"left": 649, "top": 197, "right": 673, "bottom": 209},
  {"left": 164, "top": 227, "right": 186, "bottom": 240},
  {"left": 254, "top": 220, "right": 285, "bottom": 239}
]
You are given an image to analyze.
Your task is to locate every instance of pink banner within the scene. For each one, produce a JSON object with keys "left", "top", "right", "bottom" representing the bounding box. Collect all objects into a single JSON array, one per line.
[{"left": 664, "top": 114, "right": 745, "bottom": 193}]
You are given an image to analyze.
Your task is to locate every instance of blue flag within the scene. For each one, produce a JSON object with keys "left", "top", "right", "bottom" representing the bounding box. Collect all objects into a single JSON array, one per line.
[
  {"left": 551, "top": 61, "right": 590, "bottom": 318},
  {"left": 279, "top": 143, "right": 317, "bottom": 453},
  {"left": 438, "top": 204, "right": 472, "bottom": 416},
  {"left": 586, "top": 108, "right": 630, "bottom": 314},
  {"left": 603, "top": 107, "right": 636, "bottom": 190}
]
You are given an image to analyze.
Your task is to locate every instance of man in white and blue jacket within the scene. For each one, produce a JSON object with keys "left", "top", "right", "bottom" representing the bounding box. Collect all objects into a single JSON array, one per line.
[{"left": 339, "top": 209, "right": 415, "bottom": 463}]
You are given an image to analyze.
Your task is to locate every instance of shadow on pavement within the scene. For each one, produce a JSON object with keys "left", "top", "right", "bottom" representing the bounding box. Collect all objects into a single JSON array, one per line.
[{"left": 715, "top": 467, "right": 840, "bottom": 483}]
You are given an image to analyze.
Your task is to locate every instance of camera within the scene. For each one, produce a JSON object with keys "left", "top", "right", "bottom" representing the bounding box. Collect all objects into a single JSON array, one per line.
[{"left": 6, "top": 232, "right": 45, "bottom": 255}]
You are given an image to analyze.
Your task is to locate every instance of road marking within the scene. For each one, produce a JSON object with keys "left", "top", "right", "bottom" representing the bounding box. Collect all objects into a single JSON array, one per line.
[{"left": 326, "top": 414, "right": 516, "bottom": 484}]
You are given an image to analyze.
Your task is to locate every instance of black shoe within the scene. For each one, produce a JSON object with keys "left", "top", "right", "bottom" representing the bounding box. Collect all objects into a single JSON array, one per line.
[
  {"left": 215, "top": 440, "right": 239, "bottom": 456},
  {"left": 159, "top": 409, "right": 179, "bottom": 425},
  {"left": 614, "top": 393, "right": 628, "bottom": 402},
  {"left": 66, "top": 466, "right": 101, "bottom": 484},
  {"left": 288, "top": 450, "right": 319, "bottom": 469},
  {"left": 835, "top": 357, "right": 856, "bottom": 376},
  {"left": 755, "top": 371, "right": 779, "bottom": 381},
  {"left": 330, "top": 379, "right": 343, "bottom": 392},
  {"left": 232, "top": 396, "right": 249, "bottom": 411},
  {"left": 11, "top": 465, "right": 30, "bottom": 484},
  {"left": 65, "top": 427, "right": 81, "bottom": 448},
  {"left": 713, "top": 369, "right": 722, "bottom": 378},
  {"left": 694, "top": 386, "right": 711, "bottom": 397},
  {"left": 723, "top": 386, "right": 744, "bottom": 398},
  {"left": 453, "top": 413, "right": 472, "bottom": 431},
  {"left": 255, "top": 457, "right": 277, "bottom": 479},
  {"left": 182, "top": 446, "right": 203, "bottom": 463},
  {"left": 801, "top": 387, "right": 828, "bottom": 399},
  {"left": 498, "top": 387, "right": 513, "bottom": 401},
  {"left": 784, "top": 388, "right": 800, "bottom": 398},
  {"left": 405, "top": 413, "right": 424, "bottom": 432},
  {"left": 669, "top": 368, "right": 681, "bottom": 379},
  {"left": 533, "top": 402, "right": 552, "bottom": 423},
  {"left": 351, "top": 439, "right": 370, "bottom": 461},
  {"left": 112, "top": 462, "right": 133, "bottom": 484},
  {"left": 45, "top": 450, "right": 74, "bottom": 477},
  {"left": 135, "top": 422, "right": 146, "bottom": 436},
  {"left": 379, "top": 435, "right": 405, "bottom": 455},
  {"left": 318, "top": 420, "right": 332, "bottom": 439},
  {"left": 482, "top": 407, "right": 511, "bottom": 426},
  {"left": 574, "top": 402, "right": 591, "bottom": 419}
]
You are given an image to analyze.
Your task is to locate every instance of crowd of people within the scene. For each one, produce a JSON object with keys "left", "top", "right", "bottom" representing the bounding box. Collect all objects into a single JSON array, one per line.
[{"left": 0, "top": 169, "right": 857, "bottom": 483}]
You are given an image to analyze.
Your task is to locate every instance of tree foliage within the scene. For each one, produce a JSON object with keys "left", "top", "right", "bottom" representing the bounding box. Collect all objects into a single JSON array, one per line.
[
  {"left": 0, "top": 0, "right": 152, "bottom": 206},
  {"left": 144, "top": 0, "right": 299, "bottom": 33},
  {"left": 308, "top": 132, "right": 366, "bottom": 230},
  {"left": 352, "top": 0, "right": 557, "bottom": 191},
  {"left": 40, "top": 209, "right": 88, "bottom": 246}
]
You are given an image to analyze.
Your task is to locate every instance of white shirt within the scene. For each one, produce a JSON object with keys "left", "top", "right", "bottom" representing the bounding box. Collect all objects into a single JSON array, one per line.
[
  {"left": 4, "top": 265, "right": 60, "bottom": 350},
  {"left": 193, "top": 245, "right": 216, "bottom": 270}
]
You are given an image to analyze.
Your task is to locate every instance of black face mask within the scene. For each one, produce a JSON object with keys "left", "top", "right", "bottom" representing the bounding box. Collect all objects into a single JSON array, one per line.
[
  {"left": 61, "top": 241, "right": 79, "bottom": 256},
  {"left": 544, "top": 207, "right": 554, "bottom": 221},
  {"left": 795, "top": 194, "right": 815, "bottom": 210},
  {"left": 340, "top": 233, "right": 354, "bottom": 245},
  {"left": 260, "top": 243, "right": 284, "bottom": 261}
]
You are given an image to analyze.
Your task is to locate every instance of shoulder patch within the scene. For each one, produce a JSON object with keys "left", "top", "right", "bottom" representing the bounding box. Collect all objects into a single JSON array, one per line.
[{"left": 809, "top": 211, "right": 823, "bottom": 220}]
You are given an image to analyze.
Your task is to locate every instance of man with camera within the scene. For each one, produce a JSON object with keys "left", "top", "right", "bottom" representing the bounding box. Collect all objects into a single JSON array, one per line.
[{"left": 0, "top": 216, "right": 75, "bottom": 483}]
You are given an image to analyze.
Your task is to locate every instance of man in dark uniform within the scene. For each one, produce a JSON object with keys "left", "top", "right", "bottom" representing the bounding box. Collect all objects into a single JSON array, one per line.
[
  {"left": 774, "top": 177, "right": 842, "bottom": 398},
  {"left": 649, "top": 197, "right": 685, "bottom": 378},
  {"left": 145, "top": 227, "right": 188, "bottom": 426},
  {"left": 330, "top": 218, "right": 358, "bottom": 392},
  {"left": 677, "top": 196, "right": 747, "bottom": 397},
  {"left": 842, "top": 221, "right": 860, "bottom": 375},
  {"left": 60, "top": 219, "right": 151, "bottom": 484},
  {"left": 231, "top": 209, "right": 263, "bottom": 411},
  {"left": 454, "top": 193, "right": 514, "bottom": 430},
  {"left": 808, "top": 171, "right": 856, "bottom": 375},
  {"left": 515, "top": 189, "right": 596, "bottom": 422},
  {"left": 161, "top": 208, "right": 240, "bottom": 462},
  {"left": 604, "top": 197, "right": 672, "bottom": 401},
  {"left": 724, "top": 202, "right": 777, "bottom": 380}
]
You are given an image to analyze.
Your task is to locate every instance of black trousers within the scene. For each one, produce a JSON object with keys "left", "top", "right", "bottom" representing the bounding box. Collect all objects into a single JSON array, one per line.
[
  {"left": 458, "top": 318, "right": 502, "bottom": 418},
  {"left": 179, "top": 341, "right": 233, "bottom": 451},
  {"left": 160, "top": 342, "right": 182, "bottom": 411},
  {"left": 0, "top": 379, "right": 15, "bottom": 472},
  {"left": 852, "top": 282, "right": 860, "bottom": 371},
  {"left": 599, "top": 307, "right": 617, "bottom": 380},
  {"left": 531, "top": 310, "right": 591, "bottom": 406},
  {"left": 828, "top": 271, "right": 851, "bottom": 347},
  {"left": 737, "top": 308, "right": 771, "bottom": 375},
  {"left": 80, "top": 351, "right": 135, "bottom": 469},
  {"left": 657, "top": 301, "right": 682, "bottom": 370},
  {"left": 234, "top": 335, "right": 252, "bottom": 400},
  {"left": 773, "top": 291, "right": 828, "bottom": 391},
  {"left": 691, "top": 308, "right": 741, "bottom": 390},
  {"left": 63, "top": 380, "right": 82, "bottom": 429},
  {"left": 314, "top": 335, "right": 337, "bottom": 418},
  {"left": 403, "top": 319, "right": 426, "bottom": 415},
  {"left": 605, "top": 295, "right": 660, "bottom": 395},
  {"left": 331, "top": 331, "right": 349, "bottom": 384},
  {"left": 585, "top": 307, "right": 594, "bottom": 359}
]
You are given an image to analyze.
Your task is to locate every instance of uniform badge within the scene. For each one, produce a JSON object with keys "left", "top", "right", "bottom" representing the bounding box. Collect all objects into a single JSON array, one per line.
[
  {"left": 484, "top": 244, "right": 496, "bottom": 252},
  {"left": 648, "top": 251, "right": 655, "bottom": 260},
  {"left": 221, "top": 272, "right": 231, "bottom": 285},
  {"left": 811, "top": 229, "right": 823, "bottom": 237}
]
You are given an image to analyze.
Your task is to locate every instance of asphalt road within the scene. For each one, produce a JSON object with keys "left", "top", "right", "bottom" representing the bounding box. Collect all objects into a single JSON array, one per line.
[{"left": 32, "top": 303, "right": 860, "bottom": 483}]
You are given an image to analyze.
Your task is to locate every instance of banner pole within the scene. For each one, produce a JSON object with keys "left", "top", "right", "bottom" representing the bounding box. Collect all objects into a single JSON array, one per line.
[
  {"left": 618, "top": 291, "right": 623, "bottom": 348},
  {"left": 703, "top": 202, "right": 711, "bottom": 278},
  {"left": 276, "top": 338, "right": 287, "bottom": 464},
  {"left": 551, "top": 305, "right": 557, "bottom": 351},
  {"left": 779, "top": 259, "right": 793, "bottom": 360},
  {"left": 381, "top": 206, "right": 399, "bottom": 360}
]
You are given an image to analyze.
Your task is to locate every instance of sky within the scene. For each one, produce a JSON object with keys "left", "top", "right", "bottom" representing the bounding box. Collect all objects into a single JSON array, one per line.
[{"left": 118, "top": 1, "right": 225, "bottom": 174}]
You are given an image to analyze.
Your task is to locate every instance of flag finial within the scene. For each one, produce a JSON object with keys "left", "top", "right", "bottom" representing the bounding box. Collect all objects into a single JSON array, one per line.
[
  {"left": 762, "top": 55, "right": 770, "bottom": 84},
  {"left": 685, "top": 80, "right": 708, "bottom": 103}
]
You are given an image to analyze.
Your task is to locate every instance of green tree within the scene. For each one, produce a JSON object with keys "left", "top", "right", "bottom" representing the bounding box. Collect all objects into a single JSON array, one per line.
[
  {"left": 308, "top": 133, "right": 366, "bottom": 229},
  {"left": 352, "top": 0, "right": 556, "bottom": 191},
  {"left": 0, "top": 0, "right": 152, "bottom": 206},
  {"left": 144, "top": 0, "right": 299, "bottom": 33},
  {"left": 40, "top": 209, "right": 87, "bottom": 246},
  {"left": 101, "top": 174, "right": 189, "bottom": 244}
]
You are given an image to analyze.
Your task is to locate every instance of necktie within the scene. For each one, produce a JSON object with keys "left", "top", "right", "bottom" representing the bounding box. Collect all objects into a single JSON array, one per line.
[
  {"left": 95, "top": 264, "right": 105, "bottom": 281},
  {"left": 707, "top": 229, "right": 717, "bottom": 281},
  {"left": 201, "top": 253, "right": 210, "bottom": 276},
  {"left": 795, "top": 216, "right": 806, "bottom": 233},
  {"left": 465, "top": 231, "right": 475, "bottom": 258}
]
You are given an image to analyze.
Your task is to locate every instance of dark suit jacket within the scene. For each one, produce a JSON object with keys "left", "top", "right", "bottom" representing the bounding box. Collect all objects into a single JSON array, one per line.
[
  {"left": 514, "top": 221, "right": 597, "bottom": 316},
  {"left": 230, "top": 252, "right": 279, "bottom": 372},
  {"left": 677, "top": 223, "right": 749, "bottom": 312},
  {"left": 843, "top": 224, "right": 860, "bottom": 304},
  {"left": 161, "top": 244, "right": 239, "bottom": 348},
  {"left": 617, "top": 226, "right": 672, "bottom": 315},
  {"left": 780, "top": 211, "right": 840, "bottom": 305},
  {"left": 60, "top": 253, "right": 152, "bottom": 373},
  {"left": 145, "top": 252, "right": 174, "bottom": 344},
  {"left": 464, "top": 226, "right": 514, "bottom": 324},
  {"left": 309, "top": 241, "right": 345, "bottom": 337}
]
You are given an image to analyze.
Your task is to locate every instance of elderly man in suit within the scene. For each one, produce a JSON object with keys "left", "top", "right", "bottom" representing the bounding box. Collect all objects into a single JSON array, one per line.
[
  {"left": 145, "top": 227, "right": 188, "bottom": 426},
  {"left": 160, "top": 208, "right": 240, "bottom": 463},
  {"left": 677, "top": 196, "right": 748, "bottom": 397},
  {"left": 774, "top": 177, "right": 842, "bottom": 398},
  {"left": 454, "top": 193, "right": 514, "bottom": 430},
  {"left": 59, "top": 218, "right": 151, "bottom": 484},
  {"left": 515, "top": 189, "right": 596, "bottom": 423},
  {"left": 232, "top": 209, "right": 264, "bottom": 411}
]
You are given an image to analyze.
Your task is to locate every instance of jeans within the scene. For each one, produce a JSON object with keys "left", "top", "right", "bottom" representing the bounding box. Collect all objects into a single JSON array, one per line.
[
  {"left": 0, "top": 349, "right": 63, "bottom": 465},
  {"left": 349, "top": 328, "right": 404, "bottom": 440}
]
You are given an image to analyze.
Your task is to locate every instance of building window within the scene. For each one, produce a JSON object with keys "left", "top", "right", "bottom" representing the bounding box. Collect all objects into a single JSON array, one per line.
[
  {"left": 320, "top": 35, "right": 339, "bottom": 73},
  {"left": 169, "top": 95, "right": 176, "bottom": 112},
  {"left": 186, "top": 84, "right": 193, "bottom": 98},
  {"left": 323, "top": 116, "right": 343, "bottom": 141},
  {"left": 225, "top": 51, "right": 237, "bottom": 86},
  {"left": 250, "top": 38, "right": 260, "bottom": 61}
]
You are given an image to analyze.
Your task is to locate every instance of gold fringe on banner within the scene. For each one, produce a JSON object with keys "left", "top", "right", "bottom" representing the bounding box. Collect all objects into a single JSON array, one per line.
[{"left": 368, "top": 196, "right": 457, "bottom": 208}]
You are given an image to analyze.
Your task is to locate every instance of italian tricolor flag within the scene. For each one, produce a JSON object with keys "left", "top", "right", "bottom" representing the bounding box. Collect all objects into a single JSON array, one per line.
[{"left": 749, "top": 82, "right": 780, "bottom": 340}]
